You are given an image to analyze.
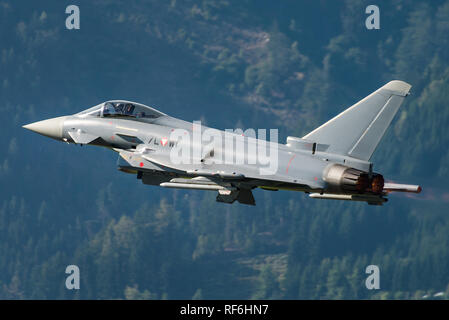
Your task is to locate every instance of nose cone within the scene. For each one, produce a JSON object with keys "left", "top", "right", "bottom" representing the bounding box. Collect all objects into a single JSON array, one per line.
[{"left": 23, "top": 116, "right": 67, "bottom": 140}]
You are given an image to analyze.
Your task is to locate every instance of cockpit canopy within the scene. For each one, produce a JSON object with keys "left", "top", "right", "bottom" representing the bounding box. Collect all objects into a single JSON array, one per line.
[{"left": 76, "top": 101, "right": 166, "bottom": 122}]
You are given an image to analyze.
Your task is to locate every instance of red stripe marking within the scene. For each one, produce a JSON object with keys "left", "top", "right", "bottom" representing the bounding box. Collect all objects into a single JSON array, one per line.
[{"left": 286, "top": 154, "right": 296, "bottom": 174}]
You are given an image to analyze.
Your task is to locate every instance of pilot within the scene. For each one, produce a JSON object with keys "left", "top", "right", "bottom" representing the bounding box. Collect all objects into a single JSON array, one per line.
[
  {"left": 103, "top": 102, "right": 114, "bottom": 116},
  {"left": 115, "top": 103, "right": 124, "bottom": 114},
  {"left": 124, "top": 103, "right": 135, "bottom": 115}
]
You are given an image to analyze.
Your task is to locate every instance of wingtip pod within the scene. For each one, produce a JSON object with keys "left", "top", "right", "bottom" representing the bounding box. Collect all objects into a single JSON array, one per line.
[
  {"left": 382, "top": 80, "right": 412, "bottom": 96},
  {"left": 383, "top": 183, "right": 422, "bottom": 194}
]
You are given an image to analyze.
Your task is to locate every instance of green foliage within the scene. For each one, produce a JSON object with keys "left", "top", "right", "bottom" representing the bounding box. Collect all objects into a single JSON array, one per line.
[
  {"left": 0, "top": 0, "right": 448, "bottom": 300},
  {"left": 252, "top": 265, "right": 281, "bottom": 299},
  {"left": 124, "top": 285, "right": 155, "bottom": 300}
]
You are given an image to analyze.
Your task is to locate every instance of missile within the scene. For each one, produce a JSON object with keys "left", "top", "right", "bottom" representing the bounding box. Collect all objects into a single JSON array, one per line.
[
  {"left": 160, "top": 182, "right": 233, "bottom": 191},
  {"left": 309, "top": 193, "right": 387, "bottom": 204},
  {"left": 160, "top": 177, "right": 236, "bottom": 191},
  {"left": 187, "top": 169, "right": 245, "bottom": 180}
]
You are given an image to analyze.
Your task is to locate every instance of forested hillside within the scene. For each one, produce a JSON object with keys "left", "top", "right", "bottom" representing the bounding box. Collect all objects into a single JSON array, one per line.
[{"left": 1, "top": 0, "right": 449, "bottom": 299}]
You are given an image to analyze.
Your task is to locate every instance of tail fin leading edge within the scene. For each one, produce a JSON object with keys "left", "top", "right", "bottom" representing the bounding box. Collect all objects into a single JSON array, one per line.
[{"left": 303, "top": 80, "right": 411, "bottom": 161}]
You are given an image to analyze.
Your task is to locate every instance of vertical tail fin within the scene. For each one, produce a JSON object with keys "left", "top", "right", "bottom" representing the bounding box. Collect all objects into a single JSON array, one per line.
[{"left": 302, "top": 80, "right": 411, "bottom": 160}]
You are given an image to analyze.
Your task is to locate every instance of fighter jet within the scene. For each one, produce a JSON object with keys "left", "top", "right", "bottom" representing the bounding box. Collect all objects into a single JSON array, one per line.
[{"left": 23, "top": 80, "right": 421, "bottom": 206}]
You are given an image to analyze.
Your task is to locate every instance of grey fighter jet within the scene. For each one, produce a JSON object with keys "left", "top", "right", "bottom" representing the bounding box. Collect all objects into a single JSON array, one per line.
[{"left": 23, "top": 80, "right": 421, "bottom": 206}]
